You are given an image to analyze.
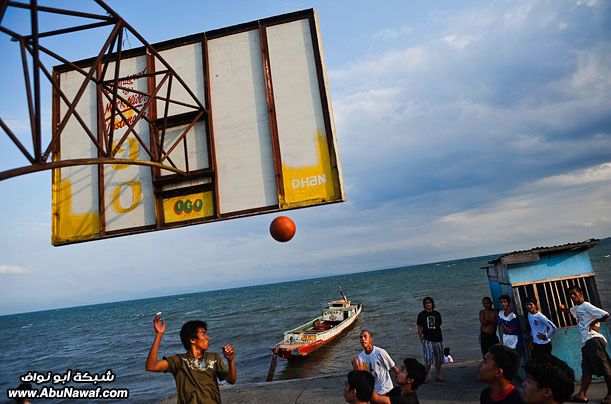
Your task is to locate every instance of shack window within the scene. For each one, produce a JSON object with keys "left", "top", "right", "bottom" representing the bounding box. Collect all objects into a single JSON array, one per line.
[{"left": 513, "top": 275, "right": 601, "bottom": 328}]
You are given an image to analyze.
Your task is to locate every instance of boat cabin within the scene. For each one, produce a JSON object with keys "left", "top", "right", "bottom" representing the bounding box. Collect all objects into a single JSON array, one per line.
[
  {"left": 482, "top": 239, "right": 610, "bottom": 379},
  {"left": 322, "top": 298, "right": 353, "bottom": 322}
]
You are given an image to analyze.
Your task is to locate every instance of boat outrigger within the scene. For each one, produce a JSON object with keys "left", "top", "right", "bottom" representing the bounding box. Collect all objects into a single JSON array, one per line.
[{"left": 271, "top": 293, "right": 362, "bottom": 360}]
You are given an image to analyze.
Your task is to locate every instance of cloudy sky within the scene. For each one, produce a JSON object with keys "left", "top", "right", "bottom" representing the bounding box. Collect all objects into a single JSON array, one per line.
[{"left": 1, "top": 0, "right": 610, "bottom": 315}]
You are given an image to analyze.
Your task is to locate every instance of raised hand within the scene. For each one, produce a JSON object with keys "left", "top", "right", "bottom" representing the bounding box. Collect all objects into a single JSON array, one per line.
[
  {"left": 352, "top": 356, "right": 366, "bottom": 371},
  {"left": 154, "top": 314, "right": 166, "bottom": 334},
  {"left": 222, "top": 344, "right": 235, "bottom": 362}
]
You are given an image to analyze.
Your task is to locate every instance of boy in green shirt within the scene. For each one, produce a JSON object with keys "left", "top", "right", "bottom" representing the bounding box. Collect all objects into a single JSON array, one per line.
[{"left": 146, "top": 315, "right": 237, "bottom": 404}]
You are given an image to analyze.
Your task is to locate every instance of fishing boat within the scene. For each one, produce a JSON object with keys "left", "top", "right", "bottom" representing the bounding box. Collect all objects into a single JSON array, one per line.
[{"left": 271, "top": 293, "right": 362, "bottom": 359}]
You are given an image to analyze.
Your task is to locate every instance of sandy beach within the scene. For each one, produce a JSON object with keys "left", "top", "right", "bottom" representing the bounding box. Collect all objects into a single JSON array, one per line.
[{"left": 159, "top": 359, "right": 608, "bottom": 404}]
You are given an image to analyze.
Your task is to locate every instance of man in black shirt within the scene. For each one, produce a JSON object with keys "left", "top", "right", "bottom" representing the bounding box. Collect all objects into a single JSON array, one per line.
[{"left": 416, "top": 296, "right": 444, "bottom": 383}]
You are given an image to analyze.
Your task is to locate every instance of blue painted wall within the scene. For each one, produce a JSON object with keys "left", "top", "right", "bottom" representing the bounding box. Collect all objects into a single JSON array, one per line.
[
  {"left": 508, "top": 251, "right": 594, "bottom": 284},
  {"left": 552, "top": 322, "right": 611, "bottom": 381},
  {"left": 488, "top": 281, "right": 501, "bottom": 308}
]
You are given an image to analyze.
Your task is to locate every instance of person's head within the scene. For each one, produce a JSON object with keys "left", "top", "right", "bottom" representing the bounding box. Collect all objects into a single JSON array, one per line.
[
  {"left": 525, "top": 296, "right": 539, "bottom": 314},
  {"left": 499, "top": 295, "right": 512, "bottom": 311},
  {"left": 568, "top": 286, "right": 585, "bottom": 305},
  {"left": 422, "top": 297, "right": 435, "bottom": 311},
  {"left": 180, "top": 320, "right": 209, "bottom": 351},
  {"left": 478, "top": 345, "right": 519, "bottom": 384},
  {"left": 344, "top": 370, "right": 375, "bottom": 403},
  {"left": 359, "top": 329, "right": 374, "bottom": 352},
  {"left": 396, "top": 358, "right": 426, "bottom": 391},
  {"left": 522, "top": 355, "right": 575, "bottom": 404},
  {"left": 13, "top": 382, "right": 32, "bottom": 404},
  {"left": 444, "top": 347, "right": 451, "bottom": 356},
  {"left": 482, "top": 296, "right": 493, "bottom": 309}
]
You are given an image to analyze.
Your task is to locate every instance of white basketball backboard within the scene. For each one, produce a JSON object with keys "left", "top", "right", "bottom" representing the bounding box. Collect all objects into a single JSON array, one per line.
[{"left": 52, "top": 9, "right": 344, "bottom": 245}]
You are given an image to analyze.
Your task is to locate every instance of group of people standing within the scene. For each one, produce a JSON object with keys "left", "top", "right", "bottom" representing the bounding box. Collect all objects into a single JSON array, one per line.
[
  {"left": 475, "top": 285, "right": 611, "bottom": 404},
  {"left": 479, "top": 294, "right": 559, "bottom": 363},
  {"left": 345, "top": 287, "right": 610, "bottom": 404}
]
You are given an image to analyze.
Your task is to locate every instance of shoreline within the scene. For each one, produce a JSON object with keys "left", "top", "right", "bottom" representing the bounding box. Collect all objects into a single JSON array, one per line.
[{"left": 159, "top": 360, "right": 607, "bottom": 403}]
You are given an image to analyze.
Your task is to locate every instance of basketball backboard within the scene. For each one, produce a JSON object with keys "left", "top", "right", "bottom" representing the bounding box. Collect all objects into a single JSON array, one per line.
[{"left": 51, "top": 9, "right": 344, "bottom": 245}]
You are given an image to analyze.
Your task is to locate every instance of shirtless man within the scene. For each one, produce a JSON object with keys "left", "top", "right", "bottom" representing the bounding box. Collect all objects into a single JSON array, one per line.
[{"left": 480, "top": 297, "right": 500, "bottom": 356}]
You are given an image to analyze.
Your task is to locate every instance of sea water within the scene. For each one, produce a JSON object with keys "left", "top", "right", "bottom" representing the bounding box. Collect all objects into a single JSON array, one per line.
[{"left": 1, "top": 239, "right": 609, "bottom": 403}]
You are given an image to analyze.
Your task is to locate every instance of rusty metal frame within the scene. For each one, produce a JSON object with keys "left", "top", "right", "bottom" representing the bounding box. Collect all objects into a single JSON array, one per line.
[{"left": 0, "top": 0, "right": 207, "bottom": 181}]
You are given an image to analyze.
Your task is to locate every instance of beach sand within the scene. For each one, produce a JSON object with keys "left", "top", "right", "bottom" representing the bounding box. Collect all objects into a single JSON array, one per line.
[{"left": 159, "top": 359, "right": 608, "bottom": 403}]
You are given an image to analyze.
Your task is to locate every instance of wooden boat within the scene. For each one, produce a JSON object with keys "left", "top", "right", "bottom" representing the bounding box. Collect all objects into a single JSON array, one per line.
[{"left": 271, "top": 293, "right": 362, "bottom": 359}]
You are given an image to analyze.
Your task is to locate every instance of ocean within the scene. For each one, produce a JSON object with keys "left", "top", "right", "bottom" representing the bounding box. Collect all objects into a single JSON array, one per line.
[{"left": 1, "top": 239, "right": 610, "bottom": 403}]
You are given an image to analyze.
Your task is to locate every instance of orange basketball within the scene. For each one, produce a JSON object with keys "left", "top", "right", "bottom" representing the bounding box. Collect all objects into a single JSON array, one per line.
[{"left": 269, "top": 216, "right": 296, "bottom": 242}]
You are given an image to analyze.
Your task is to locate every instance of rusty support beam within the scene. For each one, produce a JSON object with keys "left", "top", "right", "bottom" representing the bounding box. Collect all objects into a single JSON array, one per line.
[
  {"left": 107, "top": 26, "right": 123, "bottom": 155},
  {"left": 0, "top": 158, "right": 185, "bottom": 182},
  {"left": 160, "top": 111, "right": 203, "bottom": 163},
  {"left": 31, "top": 0, "right": 41, "bottom": 161},
  {"left": 8, "top": 1, "right": 113, "bottom": 21},
  {"left": 158, "top": 75, "right": 173, "bottom": 158},
  {"left": 202, "top": 35, "right": 220, "bottom": 218},
  {"left": 23, "top": 20, "right": 114, "bottom": 40},
  {"left": 18, "top": 38, "right": 36, "bottom": 148},
  {"left": 0, "top": 0, "right": 9, "bottom": 24},
  {"left": 0, "top": 118, "right": 35, "bottom": 163},
  {"left": 98, "top": 24, "right": 119, "bottom": 90},
  {"left": 258, "top": 22, "right": 284, "bottom": 199}
]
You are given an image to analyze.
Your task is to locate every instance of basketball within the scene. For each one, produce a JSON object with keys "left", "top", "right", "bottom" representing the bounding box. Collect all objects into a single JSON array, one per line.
[{"left": 269, "top": 216, "right": 296, "bottom": 242}]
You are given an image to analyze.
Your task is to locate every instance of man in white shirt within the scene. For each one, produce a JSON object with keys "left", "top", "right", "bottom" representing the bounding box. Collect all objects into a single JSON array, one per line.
[
  {"left": 352, "top": 329, "right": 399, "bottom": 395},
  {"left": 558, "top": 286, "right": 610, "bottom": 404},
  {"left": 525, "top": 296, "right": 557, "bottom": 359}
]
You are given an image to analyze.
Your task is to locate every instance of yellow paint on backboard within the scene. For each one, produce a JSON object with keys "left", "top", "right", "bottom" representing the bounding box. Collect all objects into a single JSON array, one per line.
[
  {"left": 51, "top": 175, "right": 100, "bottom": 244},
  {"left": 162, "top": 191, "right": 214, "bottom": 223},
  {"left": 280, "top": 132, "right": 338, "bottom": 208}
]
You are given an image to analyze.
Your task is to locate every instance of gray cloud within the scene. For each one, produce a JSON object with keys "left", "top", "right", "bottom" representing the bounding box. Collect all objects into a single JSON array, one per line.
[{"left": 331, "top": 1, "right": 611, "bottom": 211}]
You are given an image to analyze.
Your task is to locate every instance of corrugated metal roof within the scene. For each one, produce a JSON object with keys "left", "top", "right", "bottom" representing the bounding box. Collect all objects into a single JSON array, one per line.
[{"left": 487, "top": 238, "right": 599, "bottom": 266}]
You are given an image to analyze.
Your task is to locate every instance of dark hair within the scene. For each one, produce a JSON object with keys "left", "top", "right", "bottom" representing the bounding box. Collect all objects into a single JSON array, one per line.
[
  {"left": 360, "top": 329, "right": 373, "bottom": 338},
  {"left": 443, "top": 347, "right": 451, "bottom": 355},
  {"left": 524, "top": 355, "right": 575, "bottom": 403},
  {"left": 525, "top": 296, "right": 538, "bottom": 307},
  {"left": 403, "top": 358, "right": 426, "bottom": 390},
  {"left": 13, "top": 382, "right": 32, "bottom": 404},
  {"left": 180, "top": 320, "right": 208, "bottom": 351},
  {"left": 422, "top": 297, "right": 435, "bottom": 309},
  {"left": 482, "top": 296, "right": 492, "bottom": 303},
  {"left": 488, "top": 344, "right": 520, "bottom": 381},
  {"left": 499, "top": 294, "right": 511, "bottom": 302},
  {"left": 347, "top": 370, "right": 375, "bottom": 401},
  {"left": 568, "top": 285, "right": 583, "bottom": 295}
]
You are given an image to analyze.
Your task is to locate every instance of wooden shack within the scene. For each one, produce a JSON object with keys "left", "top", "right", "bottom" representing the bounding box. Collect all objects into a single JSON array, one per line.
[{"left": 483, "top": 239, "right": 610, "bottom": 379}]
